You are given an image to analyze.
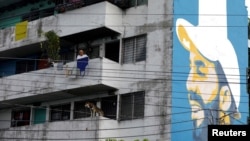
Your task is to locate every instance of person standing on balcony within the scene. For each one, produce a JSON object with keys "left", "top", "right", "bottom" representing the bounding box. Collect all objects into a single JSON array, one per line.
[{"left": 76, "top": 49, "right": 89, "bottom": 76}]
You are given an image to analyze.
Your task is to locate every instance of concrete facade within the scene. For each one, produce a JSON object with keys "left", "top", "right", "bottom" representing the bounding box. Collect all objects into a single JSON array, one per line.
[{"left": 0, "top": 0, "right": 173, "bottom": 141}]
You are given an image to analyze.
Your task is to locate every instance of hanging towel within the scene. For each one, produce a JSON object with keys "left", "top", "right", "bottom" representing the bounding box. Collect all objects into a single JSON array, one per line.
[{"left": 77, "top": 56, "right": 89, "bottom": 73}]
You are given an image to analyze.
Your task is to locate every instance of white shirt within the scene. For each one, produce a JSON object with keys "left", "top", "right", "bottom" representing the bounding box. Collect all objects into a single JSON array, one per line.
[{"left": 77, "top": 54, "right": 88, "bottom": 60}]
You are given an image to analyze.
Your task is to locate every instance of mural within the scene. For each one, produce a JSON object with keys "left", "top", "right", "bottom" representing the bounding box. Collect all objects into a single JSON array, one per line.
[{"left": 172, "top": 0, "right": 248, "bottom": 141}]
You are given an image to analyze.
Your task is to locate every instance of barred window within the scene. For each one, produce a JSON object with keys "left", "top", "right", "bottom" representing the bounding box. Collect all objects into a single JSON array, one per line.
[
  {"left": 129, "top": 0, "right": 148, "bottom": 7},
  {"left": 11, "top": 108, "right": 31, "bottom": 127},
  {"left": 101, "top": 96, "right": 117, "bottom": 120},
  {"left": 50, "top": 103, "right": 70, "bottom": 121},
  {"left": 120, "top": 91, "right": 145, "bottom": 120},
  {"left": 122, "top": 35, "right": 146, "bottom": 64},
  {"left": 74, "top": 100, "right": 96, "bottom": 119}
]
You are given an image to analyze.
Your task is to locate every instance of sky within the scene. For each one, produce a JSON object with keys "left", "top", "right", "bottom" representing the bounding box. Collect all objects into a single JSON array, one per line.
[{"left": 247, "top": 0, "right": 250, "bottom": 17}]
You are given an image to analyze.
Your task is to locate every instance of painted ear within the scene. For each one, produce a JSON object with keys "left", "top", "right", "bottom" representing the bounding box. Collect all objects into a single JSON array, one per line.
[
  {"left": 219, "top": 86, "right": 231, "bottom": 111},
  {"left": 219, "top": 86, "right": 241, "bottom": 119}
]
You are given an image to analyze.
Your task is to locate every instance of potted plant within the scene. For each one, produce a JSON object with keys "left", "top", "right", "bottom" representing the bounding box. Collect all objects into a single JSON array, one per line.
[{"left": 40, "top": 30, "right": 61, "bottom": 68}]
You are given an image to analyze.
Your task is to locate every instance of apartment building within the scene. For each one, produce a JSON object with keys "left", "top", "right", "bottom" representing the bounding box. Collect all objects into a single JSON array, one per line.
[
  {"left": 0, "top": 0, "right": 172, "bottom": 140},
  {"left": 0, "top": 0, "right": 249, "bottom": 141}
]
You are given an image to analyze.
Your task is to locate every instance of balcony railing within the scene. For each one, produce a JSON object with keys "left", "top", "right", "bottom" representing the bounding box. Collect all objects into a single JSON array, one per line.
[
  {"left": 0, "top": 1, "right": 124, "bottom": 50},
  {"left": 0, "top": 58, "right": 106, "bottom": 102},
  {"left": 0, "top": 0, "right": 129, "bottom": 29}
]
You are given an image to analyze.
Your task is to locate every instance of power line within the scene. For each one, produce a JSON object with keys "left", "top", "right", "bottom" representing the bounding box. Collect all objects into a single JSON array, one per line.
[
  {"left": 0, "top": 99, "right": 248, "bottom": 119},
  {"left": 0, "top": 124, "right": 243, "bottom": 140},
  {"left": 0, "top": 56, "right": 249, "bottom": 70},
  {"left": 0, "top": 104, "right": 246, "bottom": 139},
  {"left": 0, "top": 79, "right": 248, "bottom": 102},
  {"left": 0, "top": 67, "right": 248, "bottom": 102},
  {"left": 0, "top": 70, "right": 246, "bottom": 87},
  {"left": 0, "top": 86, "right": 248, "bottom": 104},
  {"left": 0, "top": 115, "right": 245, "bottom": 133},
  {"left": 0, "top": 115, "right": 196, "bottom": 128},
  {"left": 0, "top": 3, "right": 248, "bottom": 141},
  {"left": 1, "top": 23, "right": 248, "bottom": 28},
  {"left": 0, "top": 16, "right": 248, "bottom": 29},
  {"left": 0, "top": 10, "right": 248, "bottom": 21},
  {"left": 0, "top": 62, "right": 247, "bottom": 82}
]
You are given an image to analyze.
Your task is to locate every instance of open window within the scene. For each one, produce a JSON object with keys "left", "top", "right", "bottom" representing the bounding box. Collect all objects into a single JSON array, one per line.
[
  {"left": 88, "top": 45, "right": 100, "bottom": 59},
  {"left": 74, "top": 100, "right": 96, "bottom": 119},
  {"left": 105, "top": 40, "right": 120, "bottom": 63},
  {"left": 60, "top": 46, "right": 75, "bottom": 63},
  {"left": 16, "top": 59, "right": 36, "bottom": 74},
  {"left": 50, "top": 103, "right": 71, "bottom": 122},
  {"left": 101, "top": 96, "right": 117, "bottom": 120},
  {"left": 74, "top": 97, "right": 117, "bottom": 120},
  {"left": 11, "top": 107, "right": 31, "bottom": 127}
]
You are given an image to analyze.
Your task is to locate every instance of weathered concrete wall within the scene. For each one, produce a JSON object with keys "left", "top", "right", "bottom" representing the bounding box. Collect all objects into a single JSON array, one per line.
[
  {"left": 0, "top": 0, "right": 173, "bottom": 140},
  {"left": 0, "top": 117, "right": 98, "bottom": 141},
  {"left": 0, "top": 58, "right": 103, "bottom": 102},
  {"left": 0, "top": 109, "right": 11, "bottom": 129},
  {"left": 100, "top": 0, "right": 172, "bottom": 140},
  {"left": 0, "top": 2, "right": 123, "bottom": 51}
]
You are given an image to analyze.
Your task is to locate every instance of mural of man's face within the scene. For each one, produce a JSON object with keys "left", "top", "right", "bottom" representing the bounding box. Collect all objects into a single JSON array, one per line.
[
  {"left": 187, "top": 47, "right": 219, "bottom": 126},
  {"left": 187, "top": 47, "right": 221, "bottom": 140},
  {"left": 177, "top": 24, "right": 237, "bottom": 141},
  {"left": 174, "top": 1, "right": 245, "bottom": 141}
]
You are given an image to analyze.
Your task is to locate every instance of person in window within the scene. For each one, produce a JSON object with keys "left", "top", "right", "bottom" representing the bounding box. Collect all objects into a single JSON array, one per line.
[{"left": 77, "top": 49, "right": 89, "bottom": 76}]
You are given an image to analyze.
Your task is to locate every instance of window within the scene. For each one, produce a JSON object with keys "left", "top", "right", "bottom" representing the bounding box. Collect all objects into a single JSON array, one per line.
[
  {"left": 122, "top": 35, "right": 146, "bottom": 64},
  {"left": 105, "top": 40, "right": 120, "bottom": 63},
  {"left": 119, "top": 91, "right": 145, "bottom": 120},
  {"left": 88, "top": 45, "right": 100, "bottom": 59},
  {"left": 60, "top": 46, "right": 75, "bottom": 63},
  {"left": 11, "top": 108, "right": 31, "bottom": 127},
  {"left": 129, "top": 0, "right": 148, "bottom": 7},
  {"left": 50, "top": 103, "right": 70, "bottom": 121},
  {"left": 101, "top": 96, "right": 117, "bottom": 120},
  {"left": 16, "top": 60, "right": 36, "bottom": 74},
  {"left": 33, "top": 107, "right": 46, "bottom": 124},
  {"left": 74, "top": 100, "right": 96, "bottom": 119}
]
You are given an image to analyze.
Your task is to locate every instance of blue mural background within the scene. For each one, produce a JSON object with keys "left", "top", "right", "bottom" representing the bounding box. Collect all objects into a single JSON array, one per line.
[{"left": 172, "top": 0, "right": 248, "bottom": 141}]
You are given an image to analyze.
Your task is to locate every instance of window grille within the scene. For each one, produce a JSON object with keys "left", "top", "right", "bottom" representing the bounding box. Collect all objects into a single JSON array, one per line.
[
  {"left": 128, "top": 0, "right": 148, "bottom": 7},
  {"left": 123, "top": 35, "right": 146, "bottom": 64},
  {"left": 11, "top": 108, "right": 31, "bottom": 127},
  {"left": 101, "top": 96, "right": 117, "bottom": 119},
  {"left": 50, "top": 103, "right": 70, "bottom": 121},
  {"left": 74, "top": 100, "right": 96, "bottom": 119},
  {"left": 120, "top": 91, "right": 145, "bottom": 120}
]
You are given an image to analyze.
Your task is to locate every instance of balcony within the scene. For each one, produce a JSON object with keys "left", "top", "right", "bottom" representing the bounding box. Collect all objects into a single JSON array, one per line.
[
  {"left": 0, "top": 1, "right": 123, "bottom": 52},
  {"left": 0, "top": 116, "right": 147, "bottom": 140},
  {"left": 0, "top": 58, "right": 119, "bottom": 109},
  {"left": 0, "top": 0, "right": 129, "bottom": 29},
  {"left": 0, "top": 117, "right": 99, "bottom": 140}
]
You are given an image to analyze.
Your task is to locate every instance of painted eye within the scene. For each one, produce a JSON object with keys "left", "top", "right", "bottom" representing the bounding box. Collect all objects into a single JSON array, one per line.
[{"left": 195, "top": 61, "right": 206, "bottom": 76}]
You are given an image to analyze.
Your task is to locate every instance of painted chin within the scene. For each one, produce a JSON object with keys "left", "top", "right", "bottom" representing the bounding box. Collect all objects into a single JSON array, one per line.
[{"left": 188, "top": 94, "right": 204, "bottom": 128}]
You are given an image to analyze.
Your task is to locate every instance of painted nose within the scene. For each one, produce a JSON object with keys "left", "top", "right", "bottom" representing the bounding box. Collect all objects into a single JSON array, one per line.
[{"left": 186, "top": 69, "right": 196, "bottom": 92}]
